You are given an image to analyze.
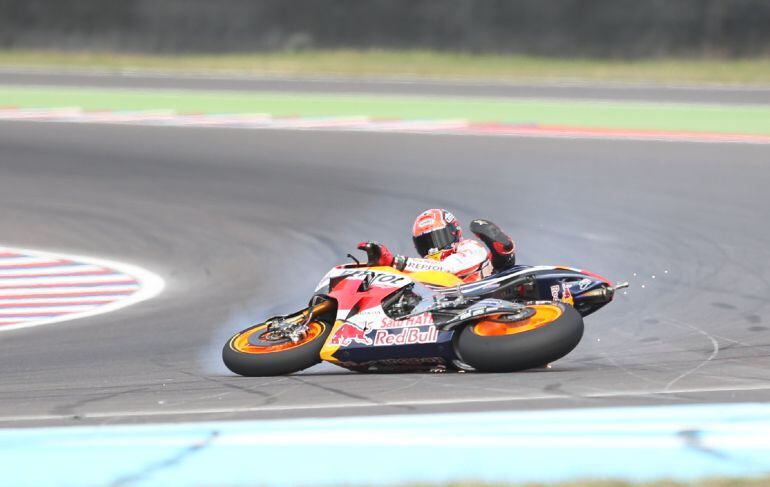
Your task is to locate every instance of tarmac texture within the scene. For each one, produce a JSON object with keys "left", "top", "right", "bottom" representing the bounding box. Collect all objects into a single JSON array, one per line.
[
  {"left": 2, "top": 69, "right": 770, "bottom": 103},
  {"left": 0, "top": 88, "right": 769, "bottom": 426}
]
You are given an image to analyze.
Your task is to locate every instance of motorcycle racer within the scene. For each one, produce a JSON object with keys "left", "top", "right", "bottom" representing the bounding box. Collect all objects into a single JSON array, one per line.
[{"left": 358, "top": 208, "right": 515, "bottom": 283}]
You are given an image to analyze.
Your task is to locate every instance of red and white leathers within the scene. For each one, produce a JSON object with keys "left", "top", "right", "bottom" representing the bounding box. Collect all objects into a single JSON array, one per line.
[{"left": 404, "top": 238, "right": 492, "bottom": 283}]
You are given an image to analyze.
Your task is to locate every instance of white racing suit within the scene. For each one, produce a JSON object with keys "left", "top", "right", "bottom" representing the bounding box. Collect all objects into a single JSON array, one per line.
[{"left": 404, "top": 239, "right": 492, "bottom": 283}]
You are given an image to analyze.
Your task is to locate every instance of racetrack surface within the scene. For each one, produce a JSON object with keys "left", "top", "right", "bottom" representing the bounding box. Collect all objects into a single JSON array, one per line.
[
  {"left": 1, "top": 120, "right": 769, "bottom": 427},
  {"left": 2, "top": 69, "right": 770, "bottom": 104}
]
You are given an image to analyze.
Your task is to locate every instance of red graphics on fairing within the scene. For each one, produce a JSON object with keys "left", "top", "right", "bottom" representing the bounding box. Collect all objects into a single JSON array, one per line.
[
  {"left": 329, "top": 322, "right": 374, "bottom": 346},
  {"left": 323, "top": 269, "right": 409, "bottom": 315}
]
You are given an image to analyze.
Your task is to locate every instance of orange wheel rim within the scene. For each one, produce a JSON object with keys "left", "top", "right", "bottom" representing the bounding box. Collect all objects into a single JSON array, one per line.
[
  {"left": 230, "top": 321, "right": 325, "bottom": 354},
  {"left": 473, "top": 304, "right": 563, "bottom": 336}
]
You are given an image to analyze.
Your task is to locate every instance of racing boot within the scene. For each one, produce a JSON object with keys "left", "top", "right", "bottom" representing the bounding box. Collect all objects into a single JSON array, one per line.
[{"left": 470, "top": 219, "right": 516, "bottom": 272}]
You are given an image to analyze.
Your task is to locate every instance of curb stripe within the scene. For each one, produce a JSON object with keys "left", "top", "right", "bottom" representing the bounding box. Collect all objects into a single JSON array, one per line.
[
  {"left": 1, "top": 107, "right": 768, "bottom": 144},
  {"left": 0, "top": 312, "right": 78, "bottom": 318},
  {"left": 0, "top": 280, "right": 139, "bottom": 290},
  {"left": 0, "top": 297, "right": 125, "bottom": 306},
  {"left": 0, "top": 245, "right": 164, "bottom": 332},
  {"left": 0, "top": 305, "right": 99, "bottom": 313},
  {"left": 0, "top": 289, "right": 138, "bottom": 299},
  {"left": 0, "top": 268, "right": 113, "bottom": 278},
  {"left": 0, "top": 274, "right": 137, "bottom": 286},
  {"left": 0, "top": 260, "right": 72, "bottom": 269}
]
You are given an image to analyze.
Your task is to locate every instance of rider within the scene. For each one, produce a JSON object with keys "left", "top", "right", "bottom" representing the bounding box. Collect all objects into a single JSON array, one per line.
[{"left": 358, "top": 208, "right": 516, "bottom": 283}]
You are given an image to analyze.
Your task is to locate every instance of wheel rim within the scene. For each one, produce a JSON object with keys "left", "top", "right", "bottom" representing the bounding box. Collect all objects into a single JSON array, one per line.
[
  {"left": 472, "top": 304, "right": 563, "bottom": 336},
  {"left": 230, "top": 321, "right": 325, "bottom": 354}
]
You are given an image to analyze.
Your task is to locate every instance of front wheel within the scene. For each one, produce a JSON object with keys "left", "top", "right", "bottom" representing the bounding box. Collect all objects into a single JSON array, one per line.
[
  {"left": 222, "top": 319, "right": 332, "bottom": 376},
  {"left": 455, "top": 302, "right": 584, "bottom": 372}
]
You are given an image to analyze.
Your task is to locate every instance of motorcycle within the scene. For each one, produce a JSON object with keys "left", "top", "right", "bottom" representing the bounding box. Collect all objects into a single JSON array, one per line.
[{"left": 222, "top": 251, "right": 627, "bottom": 376}]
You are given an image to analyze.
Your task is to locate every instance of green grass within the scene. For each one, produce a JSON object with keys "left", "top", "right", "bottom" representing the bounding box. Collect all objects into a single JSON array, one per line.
[
  {"left": 2, "top": 49, "right": 770, "bottom": 85},
  {"left": 2, "top": 85, "right": 770, "bottom": 135}
]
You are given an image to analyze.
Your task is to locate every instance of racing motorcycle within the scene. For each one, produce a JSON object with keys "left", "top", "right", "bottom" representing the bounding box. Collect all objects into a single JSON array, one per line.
[{"left": 222, "top": 252, "right": 627, "bottom": 376}]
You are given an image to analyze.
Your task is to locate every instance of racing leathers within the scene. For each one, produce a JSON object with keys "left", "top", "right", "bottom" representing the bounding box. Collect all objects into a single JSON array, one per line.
[{"left": 357, "top": 239, "right": 492, "bottom": 283}]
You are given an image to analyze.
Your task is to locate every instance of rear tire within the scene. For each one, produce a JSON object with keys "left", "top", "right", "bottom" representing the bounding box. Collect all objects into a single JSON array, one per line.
[
  {"left": 222, "top": 320, "right": 332, "bottom": 376},
  {"left": 455, "top": 302, "right": 583, "bottom": 372}
]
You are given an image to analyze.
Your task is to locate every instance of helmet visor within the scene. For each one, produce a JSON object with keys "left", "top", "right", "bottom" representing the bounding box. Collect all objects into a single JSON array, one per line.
[{"left": 413, "top": 226, "right": 457, "bottom": 257}]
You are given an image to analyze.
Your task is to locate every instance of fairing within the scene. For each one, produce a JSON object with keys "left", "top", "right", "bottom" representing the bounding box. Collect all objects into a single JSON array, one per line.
[{"left": 314, "top": 263, "right": 616, "bottom": 369}]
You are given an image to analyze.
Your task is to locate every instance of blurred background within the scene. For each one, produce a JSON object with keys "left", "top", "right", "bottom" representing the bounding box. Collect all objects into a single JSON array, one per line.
[{"left": 2, "top": 0, "right": 770, "bottom": 58}]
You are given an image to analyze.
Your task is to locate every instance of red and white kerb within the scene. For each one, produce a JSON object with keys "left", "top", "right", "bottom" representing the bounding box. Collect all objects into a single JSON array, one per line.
[{"left": 0, "top": 246, "right": 164, "bottom": 332}]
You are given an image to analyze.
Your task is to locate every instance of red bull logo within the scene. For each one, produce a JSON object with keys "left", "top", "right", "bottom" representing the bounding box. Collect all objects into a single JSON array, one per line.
[
  {"left": 329, "top": 322, "right": 373, "bottom": 346},
  {"left": 374, "top": 326, "right": 439, "bottom": 346}
]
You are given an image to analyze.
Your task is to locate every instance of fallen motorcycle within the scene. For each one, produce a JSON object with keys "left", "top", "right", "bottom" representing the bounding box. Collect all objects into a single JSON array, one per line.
[{"left": 222, "top": 251, "right": 627, "bottom": 375}]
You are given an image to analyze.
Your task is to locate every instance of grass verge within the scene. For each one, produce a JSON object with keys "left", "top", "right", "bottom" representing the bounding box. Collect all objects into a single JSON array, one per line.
[
  {"left": 1, "top": 50, "right": 770, "bottom": 85},
  {"left": 2, "top": 85, "right": 770, "bottom": 135}
]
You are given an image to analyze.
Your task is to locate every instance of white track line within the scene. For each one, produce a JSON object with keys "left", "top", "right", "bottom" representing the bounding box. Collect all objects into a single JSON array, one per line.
[{"left": 1, "top": 383, "right": 769, "bottom": 423}]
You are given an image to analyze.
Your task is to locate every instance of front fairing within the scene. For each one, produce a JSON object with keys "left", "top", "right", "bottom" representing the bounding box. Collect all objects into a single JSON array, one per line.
[{"left": 315, "top": 266, "right": 456, "bottom": 364}]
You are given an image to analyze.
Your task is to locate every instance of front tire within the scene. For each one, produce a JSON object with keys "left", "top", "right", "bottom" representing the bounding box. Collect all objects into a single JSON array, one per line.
[
  {"left": 455, "top": 302, "right": 584, "bottom": 372},
  {"left": 222, "top": 320, "right": 332, "bottom": 376}
]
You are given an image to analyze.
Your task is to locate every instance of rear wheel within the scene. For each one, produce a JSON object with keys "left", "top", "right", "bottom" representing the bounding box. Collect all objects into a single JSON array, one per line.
[
  {"left": 222, "top": 319, "right": 332, "bottom": 376},
  {"left": 455, "top": 302, "right": 583, "bottom": 372}
]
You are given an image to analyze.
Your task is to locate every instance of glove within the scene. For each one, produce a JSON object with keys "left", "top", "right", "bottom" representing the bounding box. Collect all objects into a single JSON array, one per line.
[{"left": 357, "top": 241, "right": 408, "bottom": 270}]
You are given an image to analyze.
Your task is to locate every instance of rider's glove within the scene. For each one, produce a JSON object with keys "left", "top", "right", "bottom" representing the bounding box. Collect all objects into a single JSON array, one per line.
[{"left": 357, "top": 241, "right": 408, "bottom": 270}]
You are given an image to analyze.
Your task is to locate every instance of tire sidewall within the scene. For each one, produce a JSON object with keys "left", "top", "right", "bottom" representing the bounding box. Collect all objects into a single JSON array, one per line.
[
  {"left": 222, "top": 321, "right": 332, "bottom": 376},
  {"left": 455, "top": 303, "right": 584, "bottom": 372}
]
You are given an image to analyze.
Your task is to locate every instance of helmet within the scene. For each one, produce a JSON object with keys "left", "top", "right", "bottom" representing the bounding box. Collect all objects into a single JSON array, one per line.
[{"left": 412, "top": 209, "right": 462, "bottom": 257}]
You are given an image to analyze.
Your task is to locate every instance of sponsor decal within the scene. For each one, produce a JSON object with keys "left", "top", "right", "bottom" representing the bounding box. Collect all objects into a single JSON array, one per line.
[
  {"left": 378, "top": 312, "right": 434, "bottom": 329},
  {"left": 329, "top": 322, "right": 373, "bottom": 346},
  {"left": 417, "top": 217, "right": 436, "bottom": 229},
  {"left": 578, "top": 278, "right": 592, "bottom": 291},
  {"left": 550, "top": 282, "right": 575, "bottom": 304},
  {"left": 406, "top": 260, "right": 444, "bottom": 272},
  {"left": 374, "top": 326, "right": 439, "bottom": 346},
  {"left": 327, "top": 268, "right": 408, "bottom": 288},
  {"left": 550, "top": 285, "right": 560, "bottom": 301}
]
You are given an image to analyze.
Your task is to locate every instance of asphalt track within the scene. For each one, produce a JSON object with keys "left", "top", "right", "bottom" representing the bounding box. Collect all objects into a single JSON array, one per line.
[
  {"left": 1, "top": 110, "right": 769, "bottom": 427},
  {"left": 1, "top": 69, "right": 770, "bottom": 103}
]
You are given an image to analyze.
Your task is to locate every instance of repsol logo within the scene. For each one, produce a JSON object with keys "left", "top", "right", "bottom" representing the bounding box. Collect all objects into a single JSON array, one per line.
[{"left": 340, "top": 269, "right": 407, "bottom": 286}]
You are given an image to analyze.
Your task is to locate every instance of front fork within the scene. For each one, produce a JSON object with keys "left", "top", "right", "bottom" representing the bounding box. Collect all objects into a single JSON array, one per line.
[{"left": 266, "top": 297, "right": 335, "bottom": 343}]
